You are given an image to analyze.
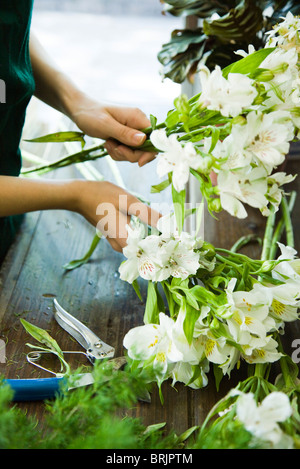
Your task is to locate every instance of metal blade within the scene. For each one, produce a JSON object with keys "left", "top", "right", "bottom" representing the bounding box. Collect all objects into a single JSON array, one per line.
[
  {"left": 68, "top": 372, "right": 95, "bottom": 390},
  {"left": 53, "top": 299, "right": 115, "bottom": 363}
]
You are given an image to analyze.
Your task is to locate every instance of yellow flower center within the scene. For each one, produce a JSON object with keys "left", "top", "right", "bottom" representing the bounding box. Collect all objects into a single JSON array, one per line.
[
  {"left": 256, "top": 349, "right": 266, "bottom": 359},
  {"left": 272, "top": 299, "right": 285, "bottom": 316},
  {"left": 205, "top": 339, "right": 216, "bottom": 357},
  {"left": 156, "top": 352, "right": 166, "bottom": 363}
]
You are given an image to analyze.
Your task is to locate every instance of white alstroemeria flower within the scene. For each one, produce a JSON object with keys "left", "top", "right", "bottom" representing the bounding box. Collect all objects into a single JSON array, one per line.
[
  {"left": 209, "top": 132, "right": 252, "bottom": 170},
  {"left": 262, "top": 72, "right": 300, "bottom": 129},
  {"left": 261, "top": 172, "right": 296, "bottom": 216},
  {"left": 156, "top": 212, "right": 179, "bottom": 238},
  {"left": 234, "top": 44, "right": 256, "bottom": 58},
  {"left": 253, "top": 282, "right": 300, "bottom": 323},
  {"left": 171, "top": 307, "right": 205, "bottom": 364},
  {"left": 201, "top": 333, "right": 234, "bottom": 366},
  {"left": 150, "top": 129, "right": 202, "bottom": 193},
  {"left": 119, "top": 216, "right": 203, "bottom": 283},
  {"left": 123, "top": 313, "right": 182, "bottom": 380},
  {"left": 217, "top": 166, "right": 269, "bottom": 218},
  {"left": 266, "top": 11, "right": 300, "bottom": 48},
  {"left": 241, "top": 110, "right": 294, "bottom": 172},
  {"left": 119, "top": 228, "right": 163, "bottom": 284},
  {"left": 272, "top": 242, "right": 300, "bottom": 283},
  {"left": 156, "top": 238, "right": 201, "bottom": 281},
  {"left": 260, "top": 47, "right": 298, "bottom": 86},
  {"left": 225, "top": 282, "right": 276, "bottom": 345},
  {"left": 236, "top": 391, "right": 293, "bottom": 447},
  {"left": 199, "top": 65, "right": 258, "bottom": 117},
  {"left": 171, "top": 361, "right": 209, "bottom": 389},
  {"left": 242, "top": 336, "right": 282, "bottom": 364}
]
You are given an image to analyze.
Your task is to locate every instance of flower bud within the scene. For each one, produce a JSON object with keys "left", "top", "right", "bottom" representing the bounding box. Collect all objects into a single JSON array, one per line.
[
  {"left": 272, "top": 62, "right": 289, "bottom": 75},
  {"left": 259, "top": 260, "right": 277, "bottom": 272},
  {"left": 208, "top": 197, "right": 222, "bottom": 213},
  {"left": 255, "top": 69, "right": 275, "bottom": 81},
  {"left": 210, "top": 317, "right": 219, "bottom": 329},
  {"left": 231, "top": 115, "right": 247, "bottom": 126}
]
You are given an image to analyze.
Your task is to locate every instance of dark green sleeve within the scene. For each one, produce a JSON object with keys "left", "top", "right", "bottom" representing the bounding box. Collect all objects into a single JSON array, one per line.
[{"left": 0, "top": 1, "right": 35, "bottom": 261}]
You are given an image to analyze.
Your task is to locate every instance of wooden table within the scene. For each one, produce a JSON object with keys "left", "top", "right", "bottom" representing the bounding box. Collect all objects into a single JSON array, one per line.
[{"left": 0, "top": 153, "right": 299, "bottom": 436}]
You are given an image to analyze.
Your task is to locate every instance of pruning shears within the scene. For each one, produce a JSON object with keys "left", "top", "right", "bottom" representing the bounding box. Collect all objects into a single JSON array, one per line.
[{"left": 3, "top": 299, "right": 149, "bottom": 402}]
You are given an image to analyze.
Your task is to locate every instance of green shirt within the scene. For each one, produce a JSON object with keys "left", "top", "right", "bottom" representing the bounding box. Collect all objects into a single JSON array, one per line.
[{"left": 0, "top": 1, "right": 35, "bottom": 262}]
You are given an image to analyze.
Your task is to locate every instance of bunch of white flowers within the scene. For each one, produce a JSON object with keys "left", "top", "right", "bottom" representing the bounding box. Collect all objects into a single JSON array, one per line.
[
  {"left": 123, "top": 238, "right": 300, "bottom": 389},
  {"left": 119, "top": 14, "right": 300, "bottom": 407},
  {"left": 149, "top": 12, "right": 300, "bottom": 220},
  {"left": 118, "top": 214, "right": 215, "bottom": 284}
]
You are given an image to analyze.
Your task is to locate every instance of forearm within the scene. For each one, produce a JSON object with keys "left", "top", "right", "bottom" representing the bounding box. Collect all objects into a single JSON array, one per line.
[
  {"left": 29, "top": 33, "right": 83, "bottom": 119},
  {"left": 0, "top": 176, "right": 78, "bottom": 217},
  {"left": 29, "top": 33, "right": 153, "bottom": 165}
]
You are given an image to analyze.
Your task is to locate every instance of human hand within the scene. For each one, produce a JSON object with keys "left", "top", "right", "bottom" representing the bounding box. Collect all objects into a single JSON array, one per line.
[
  {"left": 70, "top": 94, "right": 155, "bottom": 167},
  {"left": 73, "top": 179, "right": 160, "bottom": 251}
]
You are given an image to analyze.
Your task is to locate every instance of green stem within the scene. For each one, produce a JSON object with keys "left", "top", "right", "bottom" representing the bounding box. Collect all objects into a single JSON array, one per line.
[
  {"left": 230, "top": 234, "right": 262, "bottom": 253},
  {"left": 261, "top": 205, "right": 276, "bottom": 261},
  {"left": 269, "top": 191, "right": 296, "bottom": 259},
  {"left": 21, "top": 144, "right": 107, "bottom": 175},
  {"left": 281, "top": 194, "right": 295, "bottom": 249}
]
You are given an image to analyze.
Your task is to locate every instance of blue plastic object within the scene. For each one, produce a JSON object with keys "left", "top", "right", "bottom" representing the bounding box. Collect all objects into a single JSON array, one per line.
[{"left": 3, "top": 377, "right": 65, "bottom": 401}]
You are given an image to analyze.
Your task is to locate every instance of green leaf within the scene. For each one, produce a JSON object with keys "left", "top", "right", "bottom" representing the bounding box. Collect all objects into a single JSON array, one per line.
[
  {"left": 132, "top": 279, "right": 142, "bottom": 301},
  {"left": 22, "top": 143, "right": 106, "bottom": 175},
  {"left": 151, "top": 178, "right": 171, "bottom": 194},
  {"left": 158, "top": 28, "right": 207, "bottom": 83},
  {"left": 222, "top": 47, "right": 275, "bottom": 78},
  {"left": 183, "top": 303, "right": 201, "bottom": 344},
  {"left": 150, "top": 114, "right": 157, "bottom": 130},
  {"left": 144, "top": 282, "right": 159, "bottom": 324},
  {"left": 63, "top": 234, "right": 101, "bottom": 271},
  {"left": 20, "top": 319, "right": 63, "bottom": 357},
  {"left": 25, "top": 131, "right": 86, "bottom": 149},
  {"left": 172, "top": 184, "right": 186, "bottom": 234},
  {"left": 203, "top": 0, "right": 263, "bottom": 43},
  {"left": 213, "top": 363, "right": 224, "bottom": 391},
  {"left": 177, "top": 425, "right": 199, "bottom": 443},
  {"left": 143, "top": 422, "right": 166, "bottom": 437}
]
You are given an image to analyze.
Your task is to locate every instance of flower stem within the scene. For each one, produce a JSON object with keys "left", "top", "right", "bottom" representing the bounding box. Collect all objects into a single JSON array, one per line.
[
  {"left": 21, "top": 144, "right": 107, "bottom": 175},
  {"left": 281, "top": 194, "right": 295, "bottom": 248},
  {"left": 261, "top": 205, "right": 276, "bottom": 261},
  {"left": 269, "top": 191, "right": 296, "bottom": 258}
]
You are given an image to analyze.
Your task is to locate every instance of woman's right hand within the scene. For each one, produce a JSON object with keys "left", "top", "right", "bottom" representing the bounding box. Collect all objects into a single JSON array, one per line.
[{"left": 72, "top": 179, "right": 161, "bottom": 252}]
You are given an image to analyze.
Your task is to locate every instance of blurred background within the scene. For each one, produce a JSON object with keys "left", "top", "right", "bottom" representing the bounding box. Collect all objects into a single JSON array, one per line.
[{"left": 24, "top": 0, "right": 183, "bottom": 206}]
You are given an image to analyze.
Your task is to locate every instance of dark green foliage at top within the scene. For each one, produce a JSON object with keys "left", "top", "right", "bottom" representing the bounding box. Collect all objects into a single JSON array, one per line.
[{"left": 158, "top": 0, "right": 300, "bottom": 83}]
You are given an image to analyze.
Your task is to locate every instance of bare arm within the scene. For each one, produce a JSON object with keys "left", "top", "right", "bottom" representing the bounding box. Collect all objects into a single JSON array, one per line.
[
  {"left": 0, "top": 176, "right": 77, "bottom": 217},
  {"left": 29, "top": 33, "right": 154, "bottom": 166},
  {"left": 0, "top": 177, "right": 160, "bottom": 251}
]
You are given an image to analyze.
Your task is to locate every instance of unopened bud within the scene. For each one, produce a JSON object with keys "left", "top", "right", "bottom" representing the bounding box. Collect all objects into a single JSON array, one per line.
[
  {"left": 208, "top": 197, "right": 222, "bottom": 213},
  {"left": 272, "top": 62, "right": 289, "bottom": 75},
  {"left": 255, "top": 69, "right": 275, "bottom": 81},
  {"left": 210, "top": 317, "right": 219, "bottom": 329},
  {"left": 231, "top": 115, "right": 247, "bottom": 126}
]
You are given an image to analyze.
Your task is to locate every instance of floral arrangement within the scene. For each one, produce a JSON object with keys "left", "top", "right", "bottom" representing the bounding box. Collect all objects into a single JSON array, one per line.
[
  {"left": 22, "top": 13, "right": 300, "bottom": 448},
  {"left": 119, "top": 12, "right": 300, "bottom": 390}
]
